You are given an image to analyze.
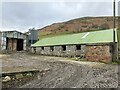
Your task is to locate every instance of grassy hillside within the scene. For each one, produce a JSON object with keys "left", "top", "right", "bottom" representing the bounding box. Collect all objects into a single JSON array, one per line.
[{"left": 38, "top": 16, "right": 119, "bottom": 38}]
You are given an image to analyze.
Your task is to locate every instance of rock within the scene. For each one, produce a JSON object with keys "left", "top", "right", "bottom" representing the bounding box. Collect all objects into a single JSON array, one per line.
[
  {"left": 16, "top": 74, "right": 23, "bottom": 79},
  {"left": 40, "top": 68, "right": 50, "bottom": 73},
  {"left": 44, "top": 68, "right": 50, "bottom": 72},
  {"left": 42, "top": 73, "right": 45, "bottom": 75},
  {"left": 2, "top": 76, "right": 11, "bottom": 82},
  {"left": 26, "top": 73, "right": 32, "bottom": 77},
  {"left": 41, "top": 72, "right": 46, "bottom": 77},
  {"left": 37, "top": 75, "right": 41, "bottom": 79}
]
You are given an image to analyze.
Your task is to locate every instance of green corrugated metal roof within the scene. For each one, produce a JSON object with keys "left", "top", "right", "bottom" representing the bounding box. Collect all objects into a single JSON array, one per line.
[{"left": 32, "top": 29, "right": 118, "bottom": 47}]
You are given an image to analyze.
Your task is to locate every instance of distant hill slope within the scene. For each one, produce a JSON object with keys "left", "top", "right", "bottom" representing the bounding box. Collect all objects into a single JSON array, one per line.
[{"left": 38, "top": 16, "right": 119, "bottom": 39}]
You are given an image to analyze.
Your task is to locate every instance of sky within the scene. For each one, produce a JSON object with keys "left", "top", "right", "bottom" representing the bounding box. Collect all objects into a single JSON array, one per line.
[{"left": 0, "top": 0, "right": 119, "bottom": 32}]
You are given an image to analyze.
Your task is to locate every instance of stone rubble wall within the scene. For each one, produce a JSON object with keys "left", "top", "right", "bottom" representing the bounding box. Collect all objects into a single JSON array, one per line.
[
  {"left": 85, "top": 45, "right": 112, "bottom": 63},
  {"left": 31, "top": 44, "right": 115, "bottom": 63},
  {"left": 36, "top": 47, "right": 42, "bottom": 54},
  {"left": 54, "top": 46, "right": 62, "bottom": 56},
  {"left": 44, "top": 47, "right": 50, "bottom": 55},
  {"left": 31, "top": 45, "right": 84, "bottom": 57},
  {"left": 66, "top": 45, "right": 76, "bottom": 57}
]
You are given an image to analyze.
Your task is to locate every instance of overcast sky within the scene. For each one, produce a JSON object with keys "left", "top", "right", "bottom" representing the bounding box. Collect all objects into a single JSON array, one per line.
[{"left": 1, "top": 0, "right": 119, "bottom": 32}]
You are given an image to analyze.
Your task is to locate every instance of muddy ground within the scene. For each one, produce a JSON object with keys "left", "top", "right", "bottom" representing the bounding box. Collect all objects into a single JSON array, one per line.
[{"left": 1, "top": 51, "right": 119, "bottom": 88}]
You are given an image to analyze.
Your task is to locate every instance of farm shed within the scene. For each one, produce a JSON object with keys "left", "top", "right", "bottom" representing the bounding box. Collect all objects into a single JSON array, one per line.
[
  {"left": 31, "top": 29, "right": 118, "bottom": 63},
  {"left": 27, "top": 28, "right": 38, "bottom": 46},
  {"left": 0, "top": 30, "right": 28, "bottom": 53}
]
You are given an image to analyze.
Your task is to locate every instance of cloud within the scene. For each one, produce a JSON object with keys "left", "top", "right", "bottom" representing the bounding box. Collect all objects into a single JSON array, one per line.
[
  {"left": 2, "top": 0, "right": 113, "bottom": 2},
  {"left": 118, "top": 1, "right": 120, "bottom": 15},
  {"left": 1, "top": 1, "right": 113, "bottom": 32}
]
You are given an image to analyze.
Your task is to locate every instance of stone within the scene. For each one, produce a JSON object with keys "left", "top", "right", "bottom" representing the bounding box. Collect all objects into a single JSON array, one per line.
[
  {"left": 2, "top": 76, "right": 11, "bottom": 82},
  {"left": 26, "top": 73, "right": 32, "bottom": 77},
  {"left": 16, "top": 74, "right": 23, "bottom": 79},
  {"left": 44, "top": 68, "right": 50, "bottom": 72},
  {"left": 85, "top": 45, "right": 112, "bottom": 63},
  {"left": 42, "top": 73, "right": 45, "bottom": 75},
  {"left": 37, "top": 75, "right": 41, "bottom": 79}
]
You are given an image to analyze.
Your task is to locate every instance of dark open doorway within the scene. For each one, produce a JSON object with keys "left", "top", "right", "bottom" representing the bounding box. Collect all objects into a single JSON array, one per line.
[
  {"left": 6, "top": 37, "right": 8, "bottom": 50},
  {"left": 17, "top": 39, "right": 23, "bottom": 51}
]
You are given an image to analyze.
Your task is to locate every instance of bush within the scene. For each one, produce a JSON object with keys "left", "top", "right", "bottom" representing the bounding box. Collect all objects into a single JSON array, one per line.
[
  {"left": 65, "top": 29, "right": 68, "bottom": 31},
  {"left": 99, "top": 23, "right": 109, "bottom": 30}
]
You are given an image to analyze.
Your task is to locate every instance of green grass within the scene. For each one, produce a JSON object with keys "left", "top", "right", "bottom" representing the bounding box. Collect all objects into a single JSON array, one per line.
[
  {"left": 66, "top": 57, "right": 87, "bottom": 61},
  {"left": 111, "top": 61, "right": 120, "bottom": 65},
  {"left": 69, "top": 58, "right": 84, "bottom": 61}
]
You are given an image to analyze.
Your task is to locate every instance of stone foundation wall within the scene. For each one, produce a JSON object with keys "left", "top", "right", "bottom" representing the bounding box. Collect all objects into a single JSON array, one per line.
[
  {"left": 31, "top": 47, "right": 36, "bottom": 54},
  {"left": 36, "top": 47, "right": 41, "bottom": 54},
  {"left": 43, "top": 47, "right": 50, "bottom": 55},
  {"left": 85, "top": 45, "right": 112, "bottom": 63},
  {"left": 66, "top": 45, "right": 76, "bottom": 57},
  {"left": 54, "top": 46, "right": 62, "bottom": 56},
  {"left": 78, "top": 45, "right": 85, "bottom": 56},
  {"left": 31, "top": 44, "right": 115, "bottom": 63},
  {"left": 31, "top": 45, "right": 85, "bottom": 57}
]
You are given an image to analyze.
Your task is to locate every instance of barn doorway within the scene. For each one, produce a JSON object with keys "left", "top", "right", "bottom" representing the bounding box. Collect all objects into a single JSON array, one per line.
[
  {"left": 6, "top": 37, "right": 9, "bottom": 50},
  {"left": 6, "top": 38, "right": 17, "bottom": 51},
  {"left": 17, "top": 39, "right": 23, "bottom": 51}
]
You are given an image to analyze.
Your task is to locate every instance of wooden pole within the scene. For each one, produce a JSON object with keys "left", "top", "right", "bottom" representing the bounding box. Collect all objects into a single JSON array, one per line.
[{"left": 113, "top": 0, "right": 116, "bottom": 61}]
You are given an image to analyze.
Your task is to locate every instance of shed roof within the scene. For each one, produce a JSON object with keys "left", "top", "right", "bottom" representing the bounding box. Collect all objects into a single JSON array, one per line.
[{"left": 32, "top": 29, "right": 118, "bottom": 47}]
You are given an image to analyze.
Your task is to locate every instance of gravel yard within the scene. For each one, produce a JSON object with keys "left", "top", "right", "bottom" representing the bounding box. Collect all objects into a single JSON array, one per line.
[{"left": 1, "top": 52, "right": 119, "bottom": 88}]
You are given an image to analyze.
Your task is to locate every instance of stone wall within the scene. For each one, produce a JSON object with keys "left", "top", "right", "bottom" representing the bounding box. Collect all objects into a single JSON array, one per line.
[
  {"left": 54, "top": 46, "right": 62, "bottom": 56},
  {"left": 76, "top": 45, "right": 85, "bottom": 57},
  {"left": 85, "top": 45, "right": 112, "bottom": 63},
  {"left": 36, "top": 47, "right": 41, "bottom": 54},
  {"left": 31, "top": 45, "right": 85, "bottom": 57},
  {"left": 66, "top": 45, "right": 75, "bottom": 57},
  {"left": 31, "top": 44, "right": 117, "bottom": 63},
  {"left": 42, "top": 47, "right": 50, "bottom": 55},
  {"left": 31, "top": 47, "right": 36, "bottom": 54}
]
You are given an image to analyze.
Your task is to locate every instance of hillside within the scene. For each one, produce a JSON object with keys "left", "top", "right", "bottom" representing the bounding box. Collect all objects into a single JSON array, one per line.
[{"left": 38, "top": 16, "right": 119, "bottom": 39}]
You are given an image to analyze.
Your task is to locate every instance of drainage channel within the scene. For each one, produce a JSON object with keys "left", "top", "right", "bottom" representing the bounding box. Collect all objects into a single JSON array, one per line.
[{"left": 2, "top": 69, "right": 40, "bottom": 89}]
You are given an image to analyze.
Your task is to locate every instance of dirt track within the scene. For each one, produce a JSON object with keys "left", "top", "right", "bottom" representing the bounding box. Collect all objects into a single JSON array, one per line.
[{"left": 1, "top": 52, "right": 119, "bottom": 88}]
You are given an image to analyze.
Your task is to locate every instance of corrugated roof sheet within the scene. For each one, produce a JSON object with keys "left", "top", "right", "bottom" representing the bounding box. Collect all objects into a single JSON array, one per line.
[{"left": 32, "top": 29, "right": 118, "bottom": 47}]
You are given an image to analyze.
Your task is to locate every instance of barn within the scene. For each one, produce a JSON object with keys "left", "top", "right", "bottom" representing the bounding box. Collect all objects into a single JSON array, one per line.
[
  {"left": 31, "top": 29, "right": 118, "bottom": 63},
  {"left": 0, "top": 30, "right": 28, "bottom": 53}
]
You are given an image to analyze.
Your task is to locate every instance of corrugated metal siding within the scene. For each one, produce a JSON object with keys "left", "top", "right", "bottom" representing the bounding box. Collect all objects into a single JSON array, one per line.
[
  {"left": 28, "top": 30, "right": 38, "bottom": 41},
  {"left": 32, "top": 29, "right": 118, "bottom": 47},
  {"left": 1, "top": 33, "right": 6, "bottom": 51},
  {"left": 0, "top": 31, "right": 27, "bottom": 52}
]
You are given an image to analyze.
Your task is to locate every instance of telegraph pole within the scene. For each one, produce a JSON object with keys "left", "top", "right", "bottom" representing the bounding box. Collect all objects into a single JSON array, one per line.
[{"left": 113, "top": 0, "right": 116, "bottom": 61}]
